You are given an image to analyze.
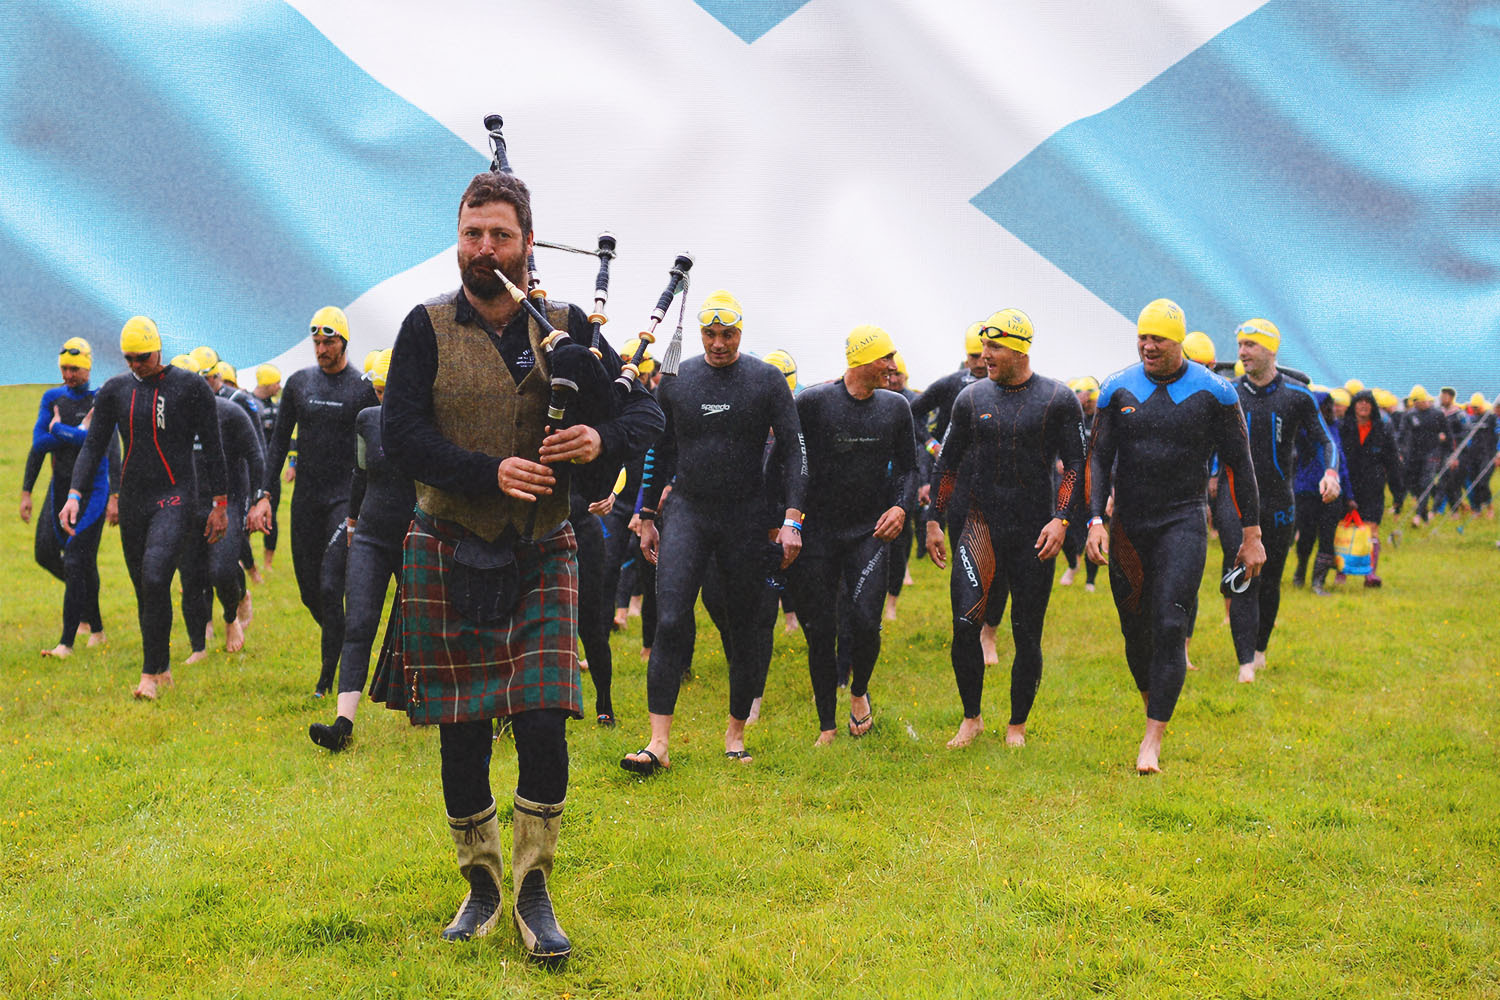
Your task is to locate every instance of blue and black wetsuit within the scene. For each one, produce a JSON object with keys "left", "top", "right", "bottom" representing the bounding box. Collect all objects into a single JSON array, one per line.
[
  {"left": 263, "top": 363, "right": 377, "bottom": 693},
  {"left": 180, "top": 396, "right": 264, "bottom": 650},
  {"left": 24, "top": 382, "right": 119, "bottom": 647},
  {"left": 932, "top": 374, "right": 1084, "bottom": 725},
  {"left": 1086, "top": 361, "right": 1257, "bottom": 722},
  {"left": 641, "top": 354, "right": 807, "bottom": 722},
  {"left": 1218, "top": 373, "right": 1334, "bottom": 662},
  {"left": 787, "top": 379, "right": 916, "bottom": 731},
  {"left": 70, "top": 366, "right": 227, "bottom": 676}
]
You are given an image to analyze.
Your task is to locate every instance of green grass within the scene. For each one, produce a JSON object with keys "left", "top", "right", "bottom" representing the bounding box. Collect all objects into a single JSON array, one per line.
[{"left": 1, "top": 383, "right": 1497, "bottom": 999}]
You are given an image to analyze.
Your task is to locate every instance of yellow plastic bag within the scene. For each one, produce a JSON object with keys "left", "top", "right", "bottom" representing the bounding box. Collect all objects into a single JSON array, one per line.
[{"left": 1334, "top": 511, "right": 1373, "bottom": 575}]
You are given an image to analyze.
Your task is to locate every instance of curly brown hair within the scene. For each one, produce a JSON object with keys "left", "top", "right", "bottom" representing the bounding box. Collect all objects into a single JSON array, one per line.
[{"left": 458, "top": 171, "right": 532, "bottom": 241}]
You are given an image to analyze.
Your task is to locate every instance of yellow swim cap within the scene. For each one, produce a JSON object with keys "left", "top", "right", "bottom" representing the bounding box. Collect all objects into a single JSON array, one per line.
[
  {"left": 310, "top": 306, "right": 350, "bottom": 340},
  {"left": 362, "top": 350, "right": 381, "bottom": 373},
  {"left": 891, "top": 352, "right": 908, "bottom": 378},
  {"left": 213, "top": 361, "right": 237, "bottom": 385},
  {"left": 1235, "top": 318, "right": 1281, "bottom": 353},
  {"left": 764, "top": 349, "right": 798, "bottom": 393},
  {"left": 1073, "top": 375, "right": 1100, "bottom": 394},
  {"left": 1470, "top": 392, "right": 1487, "bottom": 409},
  {"left": 1137, "top": 299, "right": 1185, "bottom": 343},
  {"left": 1373, "top": 388, "right": 1398, "bottom": 410},
  {"left": 169, "top": 354, "right": 199, "bottom": 373},
  {"left": 370, "top": 349, "right": 393, "bottom": 390},
  {"left": 964, "top": 322, "right": 984, "bottom": 356},
  {"left": 846, "top": 325, "right": 897, "bottom": 368},
  {"left": 120, "top": 316, "right": 162, "bottom": 354},
  {"left": 623, "top": 337, "right": 657, "bottom": 377},
  {"left": 980, "top": 309, "right": 1034, "bottom": 355},
  {"left": 1329, "top": 388, "right": 1351, "bottom": 407},
  {"left": 1408, "top": 384, "right": 1431, "bottom": 403},
  {"left": 1344, "top": 378, "right": 1364, "bottom": 394},
  {"left": 190, "top": 346, "right": 219, "bottom": 371},
  {"left": 257, "top": 364, "right": 282, "bottom": 387},
  {"left": 1182, "top": 331, "right": 1215, "bottom": 365},
  {"left": 697, "top": 290, "right": 744, "bottom": 330},
  {"left": 58, "top": 337, "right": 92, "bottom": 370}
]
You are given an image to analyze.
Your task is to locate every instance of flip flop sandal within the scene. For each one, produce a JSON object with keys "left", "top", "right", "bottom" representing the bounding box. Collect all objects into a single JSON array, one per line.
[
  {"left": 849, "top": 697, "right": 874, "bottom": 737},
  {"left": 723, "top": 749, "right": 753, "bottom": 763},
  {"left": 596, "top": 713, "right": 617, "bottom": 728},
  {"left": 620, "top": 748, "right": 668, "bottom": 776}
]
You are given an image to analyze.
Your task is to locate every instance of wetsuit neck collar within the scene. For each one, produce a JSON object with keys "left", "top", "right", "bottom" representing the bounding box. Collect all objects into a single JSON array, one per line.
[
  {"left": 1242, "top": 371, "right": 1283, "bottom": 395},
  {"left": 1145, "top": 360, "right": 1190, "bottom": 386},
  {"left": 990, "top": 371, "right": 1036, "bottom": 391}
]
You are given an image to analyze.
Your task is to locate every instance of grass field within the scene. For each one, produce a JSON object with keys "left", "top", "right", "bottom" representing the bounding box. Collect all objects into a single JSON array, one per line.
[{"left": 2, "top": 382, "right": 1497, "bottom": 999}]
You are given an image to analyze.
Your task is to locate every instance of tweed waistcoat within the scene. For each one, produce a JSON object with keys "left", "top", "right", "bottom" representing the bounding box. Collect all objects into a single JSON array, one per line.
[{"left": 414, "top": 293, "right": 573, "bottom": 542}]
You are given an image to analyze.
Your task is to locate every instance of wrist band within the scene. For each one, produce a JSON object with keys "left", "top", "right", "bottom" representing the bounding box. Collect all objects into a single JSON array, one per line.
[
  {"left": 212, "top": 495, "right": 228, "bottom": 509},
  {"left": 1088, "top": 516, "right": 1104, "bottom": 527},
  {"left": 637, "top": 509, "right": 657, "bottom": 521},
  {"left": 783, "top": 518, "right": 802, "bottom": 532},
  {"left": 67, "top": 489, "right": 82, "bottom": 501}
]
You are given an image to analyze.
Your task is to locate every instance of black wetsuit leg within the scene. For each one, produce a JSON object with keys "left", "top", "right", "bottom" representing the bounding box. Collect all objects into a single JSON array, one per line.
[
  {"left": 264, "top": 478, "right": 282, "bottom": 554},
  {"left": 210, "top": 501, "right": 247, "bottom": 623},
  {"left": 639, "top": 558, "right": 657, "bottom": 651},
  {"left": 316, "top": 506, "right": 350, "bottom": 692},
  {"left": 59, "top": 514, "right": 106, "bottom": 647},
  {"left": 1315, "top": 499, "right": 1341, "bottom": 558},
  {"left": 1108, "top": 509, "right": 1205, "bottom": 722},
  {"left": 337, "top": 531, "right": 401, "bottom": 696},
  {"left": 1293, "top": 493, "right": 1319, "bottom": 579},
  {"left": 572, "top": 510, "right": 613, "bottom": 718},
  {"left": 793, "top": 531, "right": 887, "bottom": 730},
  {"left": 1225, "top": 497, "right": 1294, "bottom": 661},
  {"left": 841, "top": 532, "right": 889, "bottom": 702},
  {"left": 887, "top": 516, "right": 913, "bottom": 597},
  {"left": 34, "top": 491, "right": 65, "bottom": 582},
  {"left": 121, "top": 491, "right": 194, "bottom": 675},
  {"left": 289, "top": 495, "right": 331, "bottom": 625},
  {"left": 600, "top": 507, "right": 632, "bottom": 619},
  {"left": 789, "top": 537, "right": 841, "bottom": 730},
  {"left": 178, "top": 505, "right": 213, "bottom": 653}
]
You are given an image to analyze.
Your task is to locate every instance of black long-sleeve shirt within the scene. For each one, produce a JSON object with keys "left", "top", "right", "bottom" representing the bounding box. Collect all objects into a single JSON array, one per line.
[
  {"left": 795, "top": 379, "right": 916, "bottom": 538},
  {"left": 71, "top": 366, "right": 226, "bottom": 501},
  {"left": 382, "top": 292, "right": 663, "bottom": 499},
  {"left": 262, "top": 363, "right": 376, "bottom": 503},
  {"left": 933, "top": 373, "right": 1085, "bottom": 529},
  {"left": 642, "top": 354, "right": 808, "bottom": 512},
  {"left": 1086, "top": 361, "right": 1258, "bottom": 528}
]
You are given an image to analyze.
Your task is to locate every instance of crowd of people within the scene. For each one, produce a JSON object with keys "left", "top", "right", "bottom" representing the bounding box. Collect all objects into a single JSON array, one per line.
[{"left": 19, "top": 169, "right": 1499, "bottom": 967}]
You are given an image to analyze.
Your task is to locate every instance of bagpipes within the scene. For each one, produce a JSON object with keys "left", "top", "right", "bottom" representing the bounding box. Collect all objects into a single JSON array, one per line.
[{"left": 481, "top": 114, "right": 692, "bottom": 532}]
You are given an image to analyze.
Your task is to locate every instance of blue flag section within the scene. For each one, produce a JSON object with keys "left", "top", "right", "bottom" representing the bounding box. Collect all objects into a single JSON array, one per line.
[
  {"left": 1, "top": 0, "right": 485, "bottom": 385},
  {"left": 973, "top": 0, "right": 1500, "bottom": 392},
  {"left": 693, "top": 0, "right": 813, "bottom": 43}
]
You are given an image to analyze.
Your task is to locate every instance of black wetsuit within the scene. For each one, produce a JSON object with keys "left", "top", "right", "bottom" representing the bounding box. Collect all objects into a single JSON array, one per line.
[
  {"left": 1060, "top": 408, "right": 1099, "bottom": 585},
  {"left": 1086, "top": 361, "right": 1257, "bottom": 722},
  {"left": 337, "top": 404, "right": 414, "bottom": 696},
  {"left": 910, "top": 368, "right": 980, "bottom": 444},
  {"left": 254, "top": 392, "right": 283, "bottom": 553},
  {"left": 218, "top": 384, "right": 262, "bottom": 571},
  {"left": 642, "top": 354, "right": 807, "bottom": 721},
  {"left": 180, "top": 396, "right": 264, "bottom": 649},
  {"left": 1218, "top": 374, "right": 1334, "bottom": 664},
  {"left": 1462, "top": 411, "right": 1496, "bottom": 510},
  {"left": 887, "top": 385, "right": 930, "bottom": 598},
  {"left": 70, "top": 366, "right": 226, "bottom": 675},
  {"left": 24, "top": 383, "right": 119, "bottom": 647},
  {"left": 1400, "top": 407, "right": 1449, "bottom": 518},
  {"left": 264, "top": 362, "right": 377, "bottom": 693},
  {"left": 933, "top": 374, "right": 1085, "bottom": 725},
  {"left": 787, "top": 379, "right": 916, "bottom": 731}
]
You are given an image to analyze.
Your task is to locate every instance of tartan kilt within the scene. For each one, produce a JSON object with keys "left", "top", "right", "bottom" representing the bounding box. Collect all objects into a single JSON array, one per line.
[{"left": 379, "top": 510, "right": 582, "bottom": 726}]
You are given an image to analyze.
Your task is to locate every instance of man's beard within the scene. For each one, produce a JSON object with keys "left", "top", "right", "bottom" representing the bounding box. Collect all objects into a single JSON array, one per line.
[{"left": 460, "top": 252, "right": 527, "bottom": 301}]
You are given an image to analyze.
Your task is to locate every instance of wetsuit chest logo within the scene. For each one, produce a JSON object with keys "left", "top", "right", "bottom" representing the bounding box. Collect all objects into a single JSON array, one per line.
[
  {"left": 701, "top": 403, "right": 730, "bottom": 416},
  {"left": 156, "top": 395, "right": 166, "bottom": 429},
  {"left": 1120, "top": 406, "right": 1137, "bottom": 415}
]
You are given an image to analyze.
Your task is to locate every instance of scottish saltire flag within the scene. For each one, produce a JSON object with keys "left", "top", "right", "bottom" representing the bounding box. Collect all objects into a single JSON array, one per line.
[{"left": 4, "top": 0, "right": 1496, "bottom": 396}]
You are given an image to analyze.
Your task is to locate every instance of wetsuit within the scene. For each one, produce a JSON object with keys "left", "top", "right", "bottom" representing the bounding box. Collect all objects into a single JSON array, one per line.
[
  {"left": 218, "top": 384, "right": 263, "bottom": 571},
  {"left": 1086, "top": 361, "right": 1257, "bottom": 722},
  {"left": 788, "top": 379, "right": 915, "bottom": 731},
  {"left": 1059, "top": 408, "right": 1099, "bottom": 585},
  {"left": 24, "top": 383, "right": 119, "bottom": 647},
  {"left": 1400, "top": 407, "right": 1449, "bottom": 519},
  {"left": 1437, "top": 406, "right": 1470, "bottom": 511},
  {"left": 180, "top": 396, "right": 264, "bottom": 648},
  {"left": 337, "top": 404, "right": 414, "bottom": 696},
  {"left": 254, "top": 392, "right": 283, "bottom": 555},
  {"left": 642, "top": 354, "right": 807, "bottom": 722},
  {"left": 1292, "top": 394, "right": 1354, "bottom": 585},
  {"left": 1219, "top": 373, "right": 1334, "bottom": 663},
  {"left": 932, "top": 374, "right": 1084, "bottom": 725},
  {"left": 910, "top": 368, "right": 980, "bottom": 444},
  {"left": 264, "top": 363, "right": 377, "bottom": 693},
  {"left": 888, "top": 384, "right": 930, "bottom": 598},
  {"left": 1462, "top": 411, "right": 1496, "bottom": 510},
  {"left": 571, "top": 487, "right": 615, "bottom": 720},
  {"left": 70, "top": 366, "right": 226, "bottom": 676}
]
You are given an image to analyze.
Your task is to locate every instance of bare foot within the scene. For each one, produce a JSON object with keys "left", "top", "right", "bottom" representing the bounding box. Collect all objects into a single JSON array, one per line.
[
  {"left": 1237, "top": 663, "right": 1256, "bottom": 683},
  {"left": 1184, "top": 638, "right": 1198, "bottom": 671},
  {"left": 980, "top": 625, "right": 999, "bottom": 665},
  {"left": 1005, "top": 724, "right": 1026, "bottom": 747},
  {"left": 157, "top": 669, "right": 175, "bottom": 688},
  {"left": 1084, "top": 582, "right": 1095, "bottom": 593},
  {"left": 1058, "top": 566, "right": 1075, "bottom": 587},
  {"left": 746, "top": 697, "right": 762, "bottom": 726},
  {"left": 1136, "top": 719, "right": 1167, "bottom": 774},
  {"left": 946, "top": 717, "right": 984, "bottom": 749},
  {"left": 263, "top": 551, "right": 276, "bottom": 569},
  {"left": 884, "top": 596, "right": 898, "bottom": 622},
  {"left": 76, "top": 623, "right": 91, "bottom": 635},
  {"left": 204, "top": 622, "right": 215, "bottom": 644},
  {"left": 184, "top": 649, "right": 209, "bottom": 665},
  {"left": 903, "top": 571, "right": 914, "bottom": 586},
  {"left": 236, "top": 591, "right": 253, "bottom": 626},
  {"left": 813, "top": 730, "right": 836, "bottom": 747},
  {"left": 784, "top": 612, "right": 799, "bottom": 635},
  {"left": 248, "top": 566, "right": 263, "bottom": 585},
  {"left": 627, "top": 595, "right": 642, "bottom": 618},
  {"left": 42, "top": 644, "right": 72, "bottom": 659},
  {"left": 87, "top": 631, "right": 106, "bottom": 648},
  {"left": 1253, "top": 650, "right": 1266, "bottom": 671},
  {"left": 640, "top": 646, "right": 651, "bottom": 661},
  {"left": 612, "top": 609, "right": 628, "bottom": 630},
  {"left": 848, "top": 694, "right": 873, "bottom": 737},
  {"left": 133, "top": 678, "right": 158, "bottom": 700},
  {"left": 225, "top": 619, "right": 245, "bottom": 653},
  {"left": 1185, "top": 658, "right": 1199, "bottom": 672}
]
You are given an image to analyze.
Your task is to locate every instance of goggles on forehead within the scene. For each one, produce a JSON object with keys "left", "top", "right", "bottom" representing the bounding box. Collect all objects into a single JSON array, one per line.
[
  {"left": 60, "top": 346, "right": 88, "bottom": 356},
  {"left": 310, "top": 326, "right": 344, "bottom": 338},
  {"left": 980, "top": 325, "right": 1031, "bottom": 344},
  {"left": 698, "top": 307, "right": 742, "bottom": 329}
]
